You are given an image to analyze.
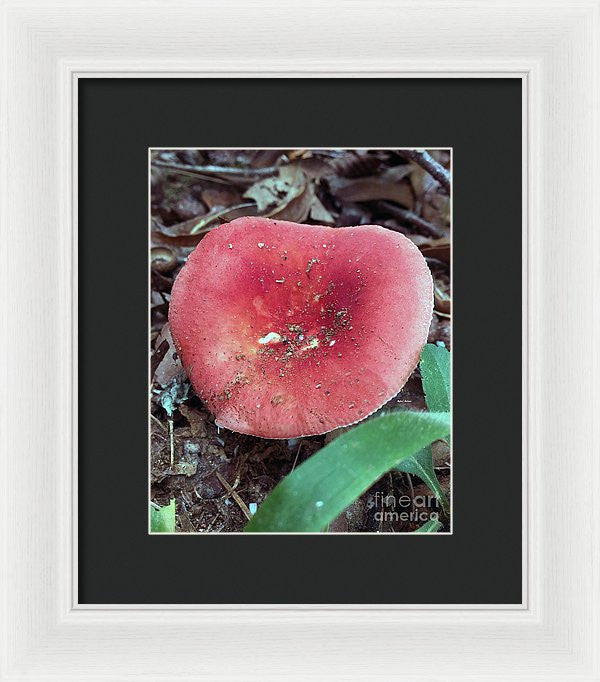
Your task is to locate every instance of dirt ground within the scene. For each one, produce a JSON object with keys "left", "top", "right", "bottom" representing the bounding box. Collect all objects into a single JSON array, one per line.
[{"left": 150, "top": 148, "right": 451, "bottom": 532}]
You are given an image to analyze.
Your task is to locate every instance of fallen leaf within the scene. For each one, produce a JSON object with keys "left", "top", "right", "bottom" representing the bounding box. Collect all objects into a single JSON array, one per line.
[
  {"left": 244, "top": 165, "right": 333, "bottom": 223},
  {"left": 152, "top": 203, "right": 259, "bottom": 244},
  {"left": 201, "top": 187, "right": 242, "bottom": 210},
  {"left": 419, "top": 237, "right": 450, "bottom": 264},
  {"left": 178, "top": 404, "right": 208, "bottom": 438},
  {"left": 434, "top": 284, "right": 451, "bottom": 315},
  {"left": 244, "top": 165, "right": 306, "bottom": 212},
  {"left": 250, "top": 149, "right": 285, "bottom": 168},
  {"left": 296, "top": 155, "right": 336, "bottom": 180},
  {"left": 327, "top": 166, "right": 414, "bottom": 209},
  {"left": 328, "top": 150, "right": 386, "bottom": 178},
  {"left": 189, "top": 203, "right": 257, "bottom": 235},
  {"left": 156, "top": 212, "right": 209, "bottom": 238},
  {"left": 151, "top": 337, "right": 169, "bottom": 377},
  {"left": 150, "top": 246, "right": 177, "bottom": 273},
  {"left": 309, "top": 195, "right": 335, "bottom": 224},
  {"left": 153, "top": 323, "right": 184, "bottom": 388}
]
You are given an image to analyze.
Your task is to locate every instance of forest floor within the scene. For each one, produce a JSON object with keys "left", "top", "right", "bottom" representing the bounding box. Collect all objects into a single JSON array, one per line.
[{"left": 150, "top": 148, "right": 451, "bottom": 533}]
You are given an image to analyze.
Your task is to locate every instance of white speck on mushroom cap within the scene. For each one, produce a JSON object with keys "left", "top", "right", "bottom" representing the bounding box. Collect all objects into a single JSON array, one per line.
[
  {"left": 258, "top": 331, "right": 282, "bottom": 345},
  {"left": 300, "top": 337, "right": 319, "bottom": 352}
]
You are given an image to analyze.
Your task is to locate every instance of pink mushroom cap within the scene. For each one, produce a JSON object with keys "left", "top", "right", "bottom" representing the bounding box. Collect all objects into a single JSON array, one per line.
[{"left": 169, "top": 216, "right": 433, "bottom": 438}]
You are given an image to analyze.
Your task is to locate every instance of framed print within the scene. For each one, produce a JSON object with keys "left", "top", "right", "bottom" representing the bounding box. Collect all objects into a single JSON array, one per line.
[{"left": 2, "top": 1, "right": 599, "bottom": 680}]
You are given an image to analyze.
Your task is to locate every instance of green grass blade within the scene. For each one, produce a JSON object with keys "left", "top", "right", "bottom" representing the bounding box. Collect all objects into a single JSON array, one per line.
[
  {"left": 150, "top": 498, "right": 176, "bottom": 533},
  {"left": 420, "top": 343, "right": 450, "bottom": 413},
  {"left": 395, "top": 445, "right": 449, "bottom": 514},
  {"left": 245, "top": 411, "right": 451, "bottom": 533},
  {"left": 414, "top": 518, "right": 442, "bottom": 533}
]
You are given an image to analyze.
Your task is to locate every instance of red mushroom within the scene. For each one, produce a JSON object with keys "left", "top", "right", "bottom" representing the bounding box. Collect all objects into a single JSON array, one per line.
[{"left": 169, "top": 216, "right": 433, "bottom": 438}]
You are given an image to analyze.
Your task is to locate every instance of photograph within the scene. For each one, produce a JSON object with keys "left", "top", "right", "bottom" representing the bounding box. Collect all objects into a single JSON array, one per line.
[{"left": 149, "top": 148, "right": 452, "bottom": 533}]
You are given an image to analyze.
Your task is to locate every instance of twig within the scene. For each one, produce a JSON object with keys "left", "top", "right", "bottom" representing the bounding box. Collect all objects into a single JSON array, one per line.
[
  {"left": 399, "top": 150, "right": 451, "bottom": 194},
  {"left": 168, "top": 418, "right": 174, "bottom": 468},
  {"left": 216, "top": 471, "right": 252, "bottom": 521},
  {"left": 205, "top": 513, "right": 219, "bottom": 533},
  {"left": 291, "top": 442, "right": 303, "bottom": 472},
  {"left": 150, "top": 413, "right": 167, "bottom": 432},
  {"left": 152, "top": 159, "right": 285, "bottom": 178},
  {"left": 378, "top": 201, "right": 445, "bottom": 239},
  {"left": 189, "top": 203, "right": 255, "bottom": 235}
]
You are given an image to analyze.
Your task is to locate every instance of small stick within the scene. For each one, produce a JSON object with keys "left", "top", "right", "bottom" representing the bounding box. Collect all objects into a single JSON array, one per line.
[
  {"left": 169, "top": 418, "right": 174, "bottom": 468},
  {"left": 216, "top": 471, "right": 252, "bottom": 521},
  {"left": 400, "top": 149, "right": 451, "bottom": 194},
  {"left": 152, "top": 159, "right": 285, "bottom": 178},
  {"left": 291, "top": 441, "right": 303, "bottom": 472},
  {"left": 205, "top": 513, "right": 219, "bottom": 533},
  {"left": 150, "top": 413, "right": 167, "bottom": 432},
  {"left": 379, "top": 201, "right": 445, "bottom": 239}
]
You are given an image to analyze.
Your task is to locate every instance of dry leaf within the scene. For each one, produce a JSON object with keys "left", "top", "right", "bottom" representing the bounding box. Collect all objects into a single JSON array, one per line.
[
  {"left": 419, "top": 237, "right": 450, "bottom": 264},
  {"left": 244, "top": 165, "right": 306, "bottom": 212},
  {"left": 188, "top": 203, "right": 257, "bottom": 235},
  {"left": 266, "top": 178, "right": 313, "bottom": 222},
  {"left": 328, "top": 151, "right": 384, "bottom": 178},
  {"left": 250, "top": 149, "right": 285, "bottom": 168},
  {"left": 309, "top": 196, "right": 335, "bottom": 224},
  {"left": 244, "top": 165, "right": 333, "bottom": 223},
  {"left": 153, "top": 323, "right": 184, "bottom": 388},
  {"left": 201, "top": 187, "right": 242, "bottom": 210},
  {"left": 155, "top": 212, "right": 208, "bottom": 238},
  {"left": 153, "top": 203, "right": 259, "bottom": 245},
  {"left": 178, "top": 404, "right": 208, "bottom": 438},
  {"left": 434, "top": 284, "right": 451, "bottom": 315},
  {"left": 327, "top": 166, "right": 414, "bottom": 209}
]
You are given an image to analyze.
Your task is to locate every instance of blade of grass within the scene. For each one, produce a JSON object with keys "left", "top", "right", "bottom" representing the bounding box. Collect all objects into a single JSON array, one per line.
[
  {"left": 245, "top": 411, "right": 451, "bottom": 533},
  {"left": 414, "top": 518, "right": 442, "bottom": 533},
  {"left": 150, "top": 498, "right": 176, "bottom": 533},
  {"left": 395, "top": 445, "right": 449, "bottom": 514},
  {"left": 420, "top": 343, "right": 450, "bottom": 413}
]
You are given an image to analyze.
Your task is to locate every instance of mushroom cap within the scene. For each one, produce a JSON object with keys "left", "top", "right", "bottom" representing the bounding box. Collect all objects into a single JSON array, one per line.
[{"left": 169, "top": 217, "right": 433, "bottom": 438}]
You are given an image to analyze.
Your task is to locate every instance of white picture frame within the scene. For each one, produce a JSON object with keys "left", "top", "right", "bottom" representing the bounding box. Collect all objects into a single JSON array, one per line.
[{"left": 1, "top": 1, "right": 598, "bottom": 679}]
